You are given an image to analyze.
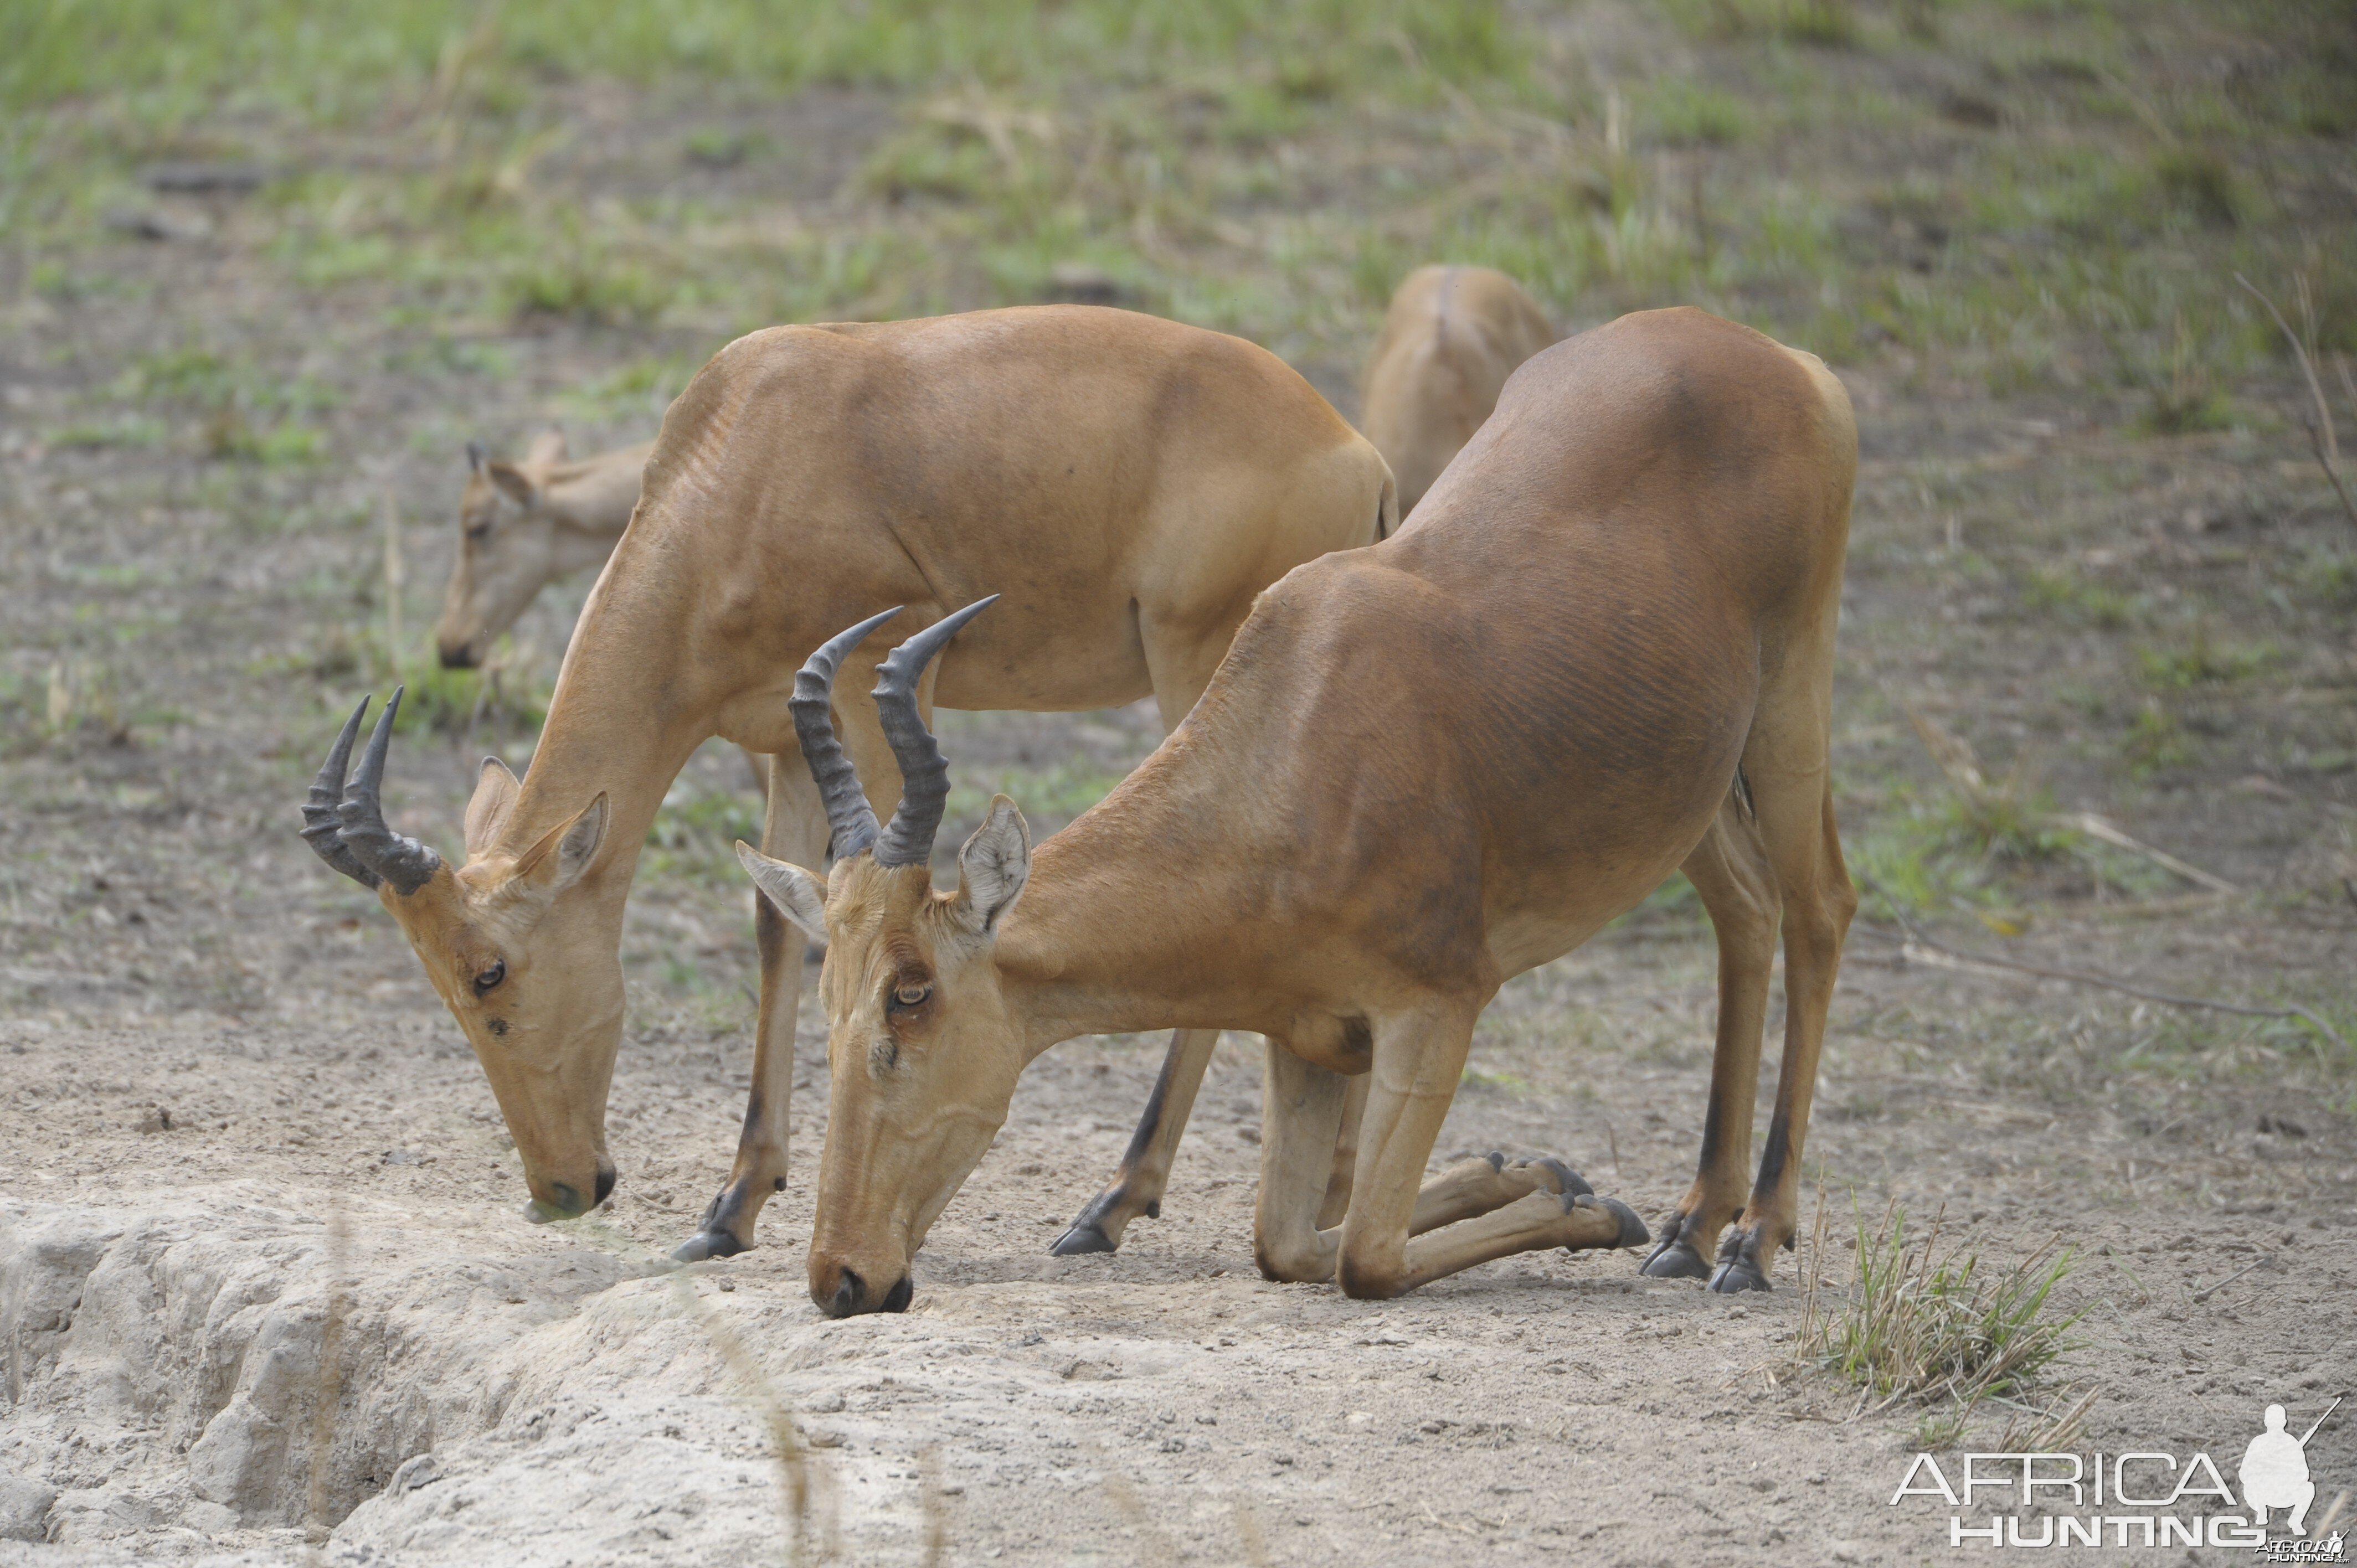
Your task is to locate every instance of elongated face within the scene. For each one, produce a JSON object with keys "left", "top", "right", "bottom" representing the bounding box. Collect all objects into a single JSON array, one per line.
[
  {"left": 388, "top": 800, "right": 624, "bottom": 1221},
  {"left": 438, "top": 467, "right": 560, "bottom": 669},
  {"left": 302, "top": 695, "right": 625, "bottom": 1223},
  {"left": 739, "top": 800, "right": 1033, "bottom": 1316}
]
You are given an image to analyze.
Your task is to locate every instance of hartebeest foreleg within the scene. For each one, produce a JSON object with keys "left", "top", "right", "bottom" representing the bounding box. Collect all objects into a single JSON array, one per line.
[
  {"left": 1053, "top": 1027, "right": 1221, "bottom": 1254},
  {"left": 1325, "top": 1007, "right": 1645, "bottom": 1299},
  {"left": 677, "top": 746, "right": 833, "bottom": 1261},
  {"left": 1250, "top": 1041, "right": 1352, "bottom": 1282},
  {"left": 1316, "top": 1071, "right": 1371, "bottom": 1230}
]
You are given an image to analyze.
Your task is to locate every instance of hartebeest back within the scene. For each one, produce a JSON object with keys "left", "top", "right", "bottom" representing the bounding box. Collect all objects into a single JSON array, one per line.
[
  {"left": 436, "top": 431, "right": 656, "bottom": 670},
  {"left": 1360, "top": 265, "right": 1556, "bottom": 515},
  {"left": 741, "top": 307, "right": 1856, "bottom": 1315},
  {"left": 302, "top": 306, "right": 1394, "bottom": 1260}
]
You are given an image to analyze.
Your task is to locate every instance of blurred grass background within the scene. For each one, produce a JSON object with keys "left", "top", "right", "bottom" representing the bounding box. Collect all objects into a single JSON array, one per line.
[
  {"left": 7, "top": 0, "right": 2351, "bottom": 411},
  {"left": 2, "top": 0, "right": 2351, "bottom": 1053}
]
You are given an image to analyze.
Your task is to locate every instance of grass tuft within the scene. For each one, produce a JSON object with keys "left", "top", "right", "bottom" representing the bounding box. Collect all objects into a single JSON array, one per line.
[{"left": 1798, "top": 1198, "right": 2082, "bottom": 1417}]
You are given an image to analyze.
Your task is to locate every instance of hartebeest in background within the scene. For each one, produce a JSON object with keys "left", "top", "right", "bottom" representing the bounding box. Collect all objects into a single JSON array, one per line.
[
  {"left": 740, "top": 307, "right": 1857, "bottom": 1315},
  {"left": 302, "top": 305, "right": 1394, "bottom": 1262},
  {"left": 1047, "top": 264, "right": 1556, "bottom": 1256},
  {"left": 435, "top": 431, "right": 656, "bottom": 671},
  {"left": 1360, "top": 265, "right": 1556, "bottom": 517}
]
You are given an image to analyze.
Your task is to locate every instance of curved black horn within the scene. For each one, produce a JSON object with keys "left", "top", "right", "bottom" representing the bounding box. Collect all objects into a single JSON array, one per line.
[
  {"left": 873, "top": 596, "right": 997, "bottom": 869},
  {"left": 300, "top": 697, "right": 383, "bottom": 889},
  {"left": 791, "top": 608, "right": 899, "bottom": 860},
  {"left": 337, "top": 687, "right": 445, "bottom": 896}
]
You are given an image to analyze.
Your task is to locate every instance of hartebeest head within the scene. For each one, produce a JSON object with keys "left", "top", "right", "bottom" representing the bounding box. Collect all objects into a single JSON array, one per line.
[
  {"left": 301, "top": 688, "right": 617, "bottom": 1220},
  {"left": 437, "top": 432, "right": 569, "bottom": 669},
  {"left": 734, "top": 599, "right": 1028, "bottom": 1318}
]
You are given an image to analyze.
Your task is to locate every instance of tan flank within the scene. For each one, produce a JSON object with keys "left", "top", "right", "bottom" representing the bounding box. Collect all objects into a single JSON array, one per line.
[
  {"left": 744, "top": 307, "right": 1859, "bottom": 1316},
  {"left": 1360, "top": 264, "right": 1556, "bottom": 517},
  {"left": 301, "top": 305, "right": 1396, "bottom": 1258},
  {"left": 435, "top": 430, "right": 656, "bottom": 670}
]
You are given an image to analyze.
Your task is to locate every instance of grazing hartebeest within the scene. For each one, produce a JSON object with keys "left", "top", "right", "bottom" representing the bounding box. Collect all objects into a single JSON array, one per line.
[
  {"left": 435, "top": 431, "right": 657, "bottom": 670},
  {"left": 1360, "top": 265, "right": 1556, "bottom": 517},
  {"left": 739, "top": 307, "right": 1856, "bottom": 1316},
  {"left": 301, "top": 306, "right": 1394, "bottom": 1261}
]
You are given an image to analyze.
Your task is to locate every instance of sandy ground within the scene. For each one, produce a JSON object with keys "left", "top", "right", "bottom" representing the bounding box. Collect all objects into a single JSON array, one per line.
[{"left": 3, "top": 898, "right": 2353, "bottom": 1565}]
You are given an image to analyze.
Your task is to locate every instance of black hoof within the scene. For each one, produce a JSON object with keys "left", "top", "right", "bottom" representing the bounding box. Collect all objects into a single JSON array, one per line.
[
  {"left": 1707, "top": 1257, "right": 1773, "bottom": 1292},
  {"left": 1049, "top": 1221, "right": 1118, "bottom": 1256},
  {"left": 672, "top": 1230, "right": 748, "bottom": 1263},
  {"left": 1640, "top": 1232, "right": 1712, "bottom": 1279},
  {"left": 1532, "top": 1157, "right": 1592, "bottom": 1199},
  {"left": 1601, "top": 1197, "right": 1650, "bottom": 1250}
]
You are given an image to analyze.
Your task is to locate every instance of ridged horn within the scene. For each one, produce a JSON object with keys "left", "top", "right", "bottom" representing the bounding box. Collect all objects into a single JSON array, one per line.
[
  {"left": 336, "top": 687, "right": 445, "bottom": 897},
  {"left": 790, "top": 608, "right": 898, "bottom": 860},
  {"left": 300, "top": 696, "right": 382, "bottom": 889},
  {"left": 873, "top": 596, "right": 997, "bottom": 869}
]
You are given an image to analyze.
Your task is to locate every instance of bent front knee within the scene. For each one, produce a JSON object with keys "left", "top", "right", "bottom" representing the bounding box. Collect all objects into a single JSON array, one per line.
[
  {"left": 1254, "top": 1232, "right": 1336, "bottom": 1285},
  {"left": 1335, "top": 1247, "right": 1409, "bottom": 1301}
]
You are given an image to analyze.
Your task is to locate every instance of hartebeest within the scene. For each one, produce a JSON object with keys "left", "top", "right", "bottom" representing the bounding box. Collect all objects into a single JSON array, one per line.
[
  {"left": 435, "top": 431, "right": 656, "bottom": 670},
  {"left": 1044, "top": 265, "right": 1558, "bottom": 1257},
  {"left": 1360, "top": 265, "right": 1556, "bottom": 517},
  {"left": 301, "top": 306, "right": 1394, "bottom": 1261},
  {"left": 739, "top": 307, "right": 1856, "bottom": 1315}
]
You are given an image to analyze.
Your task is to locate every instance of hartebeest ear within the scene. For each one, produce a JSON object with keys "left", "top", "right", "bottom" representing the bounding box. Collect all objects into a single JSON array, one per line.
[
  {"left": 735, "top": 841, "right": 828, "bottom": 943},
  {"left": 464, "top": 757, "right": 522, "bottom": 856},
  {"left": 485, "top": 461, "right": 539, "bottom": 509},
  {"left": 466, "top": 439, "right": 488, "bottom": 473},
  {"left": 510, "top": 794, "right": 608, "bottom": 895},
  {"left": 954, "top": 796, "right": 1030, "bottom": 935},
  {"left": 524, "top": 429, "right": 567, "bottom": 466}
]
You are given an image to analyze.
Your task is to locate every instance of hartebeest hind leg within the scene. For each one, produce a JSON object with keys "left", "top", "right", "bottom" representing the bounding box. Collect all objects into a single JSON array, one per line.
[
  {"left": 1710, "top": 781, "right": 1853, "bottom": 1291},
  {"left": 1642, "top": 792, "right": 1780, "bottom": 1281},
  {"left": 676, "top": 746, "right": 833, "bottom": 1261},
  {"left": 1331, "top": 1007, "right": 1645, "bottom": 1299}
]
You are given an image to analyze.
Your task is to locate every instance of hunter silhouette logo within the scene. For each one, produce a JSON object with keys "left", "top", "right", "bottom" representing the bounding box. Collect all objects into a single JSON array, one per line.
[
  {"left": 2242, "top": 1398, "right": 2339, "bottom": 1538},
  {"left": 1887, "top": 1394, "right": 2344, "bottom": 1551}
]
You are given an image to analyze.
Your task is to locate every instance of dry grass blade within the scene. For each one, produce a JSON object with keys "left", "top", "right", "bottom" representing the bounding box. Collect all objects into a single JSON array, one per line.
[
  {"left": 1996, "top": 1385, "right": 2099, "bottom": 1452},
  {"left": 2237, "top": 271, "right": 2357, "bottom": 530},
  {"left": 1857, "top": 872, "right": 2349, "bottom": 1053},
  {"left": 573, "top": 1219, "right": 829, "bottom": 1565},
  {"left": 304, "top": 1211, "right": 352, "bottom": 1559}
]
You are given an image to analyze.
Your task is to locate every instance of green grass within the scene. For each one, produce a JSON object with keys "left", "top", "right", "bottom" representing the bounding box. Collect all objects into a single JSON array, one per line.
[
  {"left": 1798, "top": 1199, "right": 2081, "bottom": 1416},
  {"left": 8, "top": 0, "right": 2346, "bottom": 403}
]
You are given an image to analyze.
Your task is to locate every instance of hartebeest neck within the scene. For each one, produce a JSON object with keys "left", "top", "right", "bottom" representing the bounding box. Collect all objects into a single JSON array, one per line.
[
  {"left": 542, "top": 443, "right": 652, "bottom": 537},
  {"left": 992, "top": 765, "right": 1273, "bottom": 1056},
  {"left": 490, "top": 561, "right": 711, "bottom": 884}
]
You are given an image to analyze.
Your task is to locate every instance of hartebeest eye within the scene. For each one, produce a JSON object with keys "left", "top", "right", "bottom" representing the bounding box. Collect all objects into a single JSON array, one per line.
[
  {"left": 472, "top": 959, "right": 507, "bottom": 997},
  {"left": 890, "top": 983, "right": 931, "bottom": 1010}
]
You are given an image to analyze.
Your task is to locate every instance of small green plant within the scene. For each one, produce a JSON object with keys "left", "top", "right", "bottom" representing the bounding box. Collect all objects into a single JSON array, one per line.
[
  {"left": 1798, "top": 1199, "right": 2081, "bottom": 1414},
  {"left": 387, "top": 661, "right": 548, "bottom": 737},
  {"left": 2124, "top": 698, "right": 2189, "bottom": 774},
  {"left": 2021, "top": 566, "right": 2137, "bottom": 630},
  {"left": 2131, "top": 314, "right": 2231, "bottom": 435},
  {"left": 1644, "top": 79, "right": 1746, "bottom": 148},
  {"left": 2137, "top": 631, "right": 2273, "bottom": 689},
  {"left": 1671, "top": 0, "right": 1856, "bottom": 44},
  {"left": 502, "top": 255, "right": 671, "bottom": 324},
  {"left": 684, "top": 127, "right": 763, "bottom": 167},
  {"left": 2153, "top": 146, "right": 2238, "bottom": 229}
]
